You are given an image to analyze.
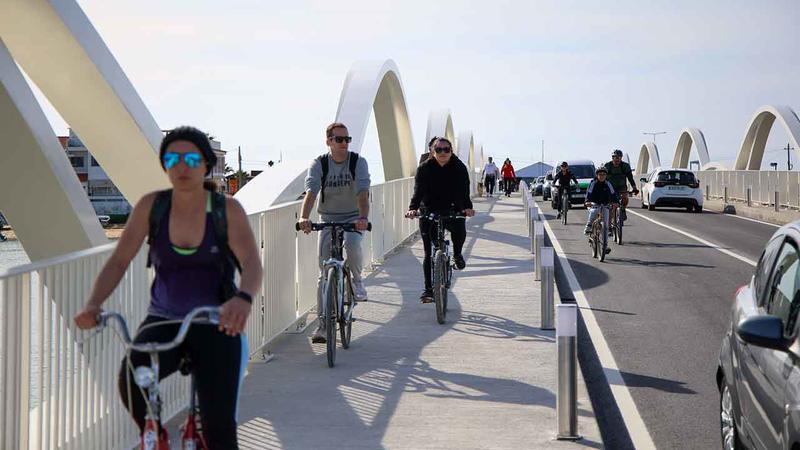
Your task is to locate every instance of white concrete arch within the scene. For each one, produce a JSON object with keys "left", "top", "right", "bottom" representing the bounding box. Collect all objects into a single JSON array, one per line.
[
  {"left": 457, "top": 131, "right": 476, "bottom": 195},
  {"left": 426, "top": 109, "right": 455, "bottom": 151},
  {"left": 734, "top": 105, "right": 800, "bottom": 170},
  {"left": 0, "top": 0, "right": 170, "bottom": 204},
  {"left": 701, "top": 162, "right": 728, "bottom": 171},
  {"left": 636, "top": 142, "right": 662, "bottom": 174},
  {"left": 671, "top": 128, "right": 711, "bottom": 169},
  {"left": 0, "top": 40, "right": 107, "bottom": 260},
  {"left": 335, "top": 59, "right": 416, "bottom": 180}
]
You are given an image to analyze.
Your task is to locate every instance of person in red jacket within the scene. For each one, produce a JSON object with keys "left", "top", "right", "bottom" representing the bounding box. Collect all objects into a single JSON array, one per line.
[{"left": 500, "top": 159, "right": 517, "bottom": 197}]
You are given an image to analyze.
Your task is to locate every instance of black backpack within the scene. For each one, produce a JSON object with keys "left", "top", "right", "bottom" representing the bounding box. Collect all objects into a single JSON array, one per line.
[
  {"left": 146, "top": 189, "right": 240, "bottom": 302},
  {"left": 318, "top": 151, "right": 359, "bottom": 203}
]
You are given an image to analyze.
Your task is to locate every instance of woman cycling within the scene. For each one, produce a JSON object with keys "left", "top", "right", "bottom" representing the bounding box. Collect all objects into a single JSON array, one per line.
[
  {"left": 74, "top": 126, "right": 263, "bottom": 449},
  {"left": 500, "top": 158, "right": 517, "bottom": 197}
]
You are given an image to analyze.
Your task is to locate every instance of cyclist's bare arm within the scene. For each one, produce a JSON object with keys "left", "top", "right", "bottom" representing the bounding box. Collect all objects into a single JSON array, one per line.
[
  {"left": 75, "top": 193, "right": 156, "bottom": 330},
  {"left": 225, "top": 197, "right": 264, "bottom": 335},
  {"left": 298, "top": 190, "right": 317, "bottom": 233},
  {"left": 356, "top": 190, "right": 370, "bottom": 231}
]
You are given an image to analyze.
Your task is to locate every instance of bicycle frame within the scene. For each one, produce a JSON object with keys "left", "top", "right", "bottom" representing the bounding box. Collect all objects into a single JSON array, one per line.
[
  {"left": 321, "top": 227, "right": 349, "bottom": 324},
  {"left": 89, "top": 306, "right": 220, "bottom": 449}
]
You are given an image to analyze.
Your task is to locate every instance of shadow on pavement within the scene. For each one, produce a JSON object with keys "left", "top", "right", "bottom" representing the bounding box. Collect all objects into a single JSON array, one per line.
[
  {"left": 619, "top": 370, "right": 697, "bottom": 394},
  {"left": 607, "top": 257, "right": 715, "bottom": 269}
]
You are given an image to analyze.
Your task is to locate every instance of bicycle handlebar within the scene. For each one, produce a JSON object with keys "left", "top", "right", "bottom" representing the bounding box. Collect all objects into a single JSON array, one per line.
[
  {"left": 409, "top": 210, "right": 467, "bottom": 221},
  {"left": 295, "top": 221, "right": 372, "bottom": 232},
  {"left": 94, "top": 306, "right": 220, "bottom": 354}
]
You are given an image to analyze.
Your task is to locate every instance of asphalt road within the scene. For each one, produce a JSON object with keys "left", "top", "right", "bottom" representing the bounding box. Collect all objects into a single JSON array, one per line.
[{"left": 539, "top": 196, "right": 778, "bottom": 449}]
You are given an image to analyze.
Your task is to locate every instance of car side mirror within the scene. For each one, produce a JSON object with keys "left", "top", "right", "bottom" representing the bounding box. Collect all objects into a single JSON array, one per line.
[
  {"left": 639, "top": 177, "right": 647, "bottom": 183},
  {"left": 737, "top": 315, "right": 790, "bottom": 351}
]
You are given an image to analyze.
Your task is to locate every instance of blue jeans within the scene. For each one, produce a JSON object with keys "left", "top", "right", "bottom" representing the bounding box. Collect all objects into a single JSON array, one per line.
[{"left": 584, "top": 205, "right": 610, "bottom": 233}]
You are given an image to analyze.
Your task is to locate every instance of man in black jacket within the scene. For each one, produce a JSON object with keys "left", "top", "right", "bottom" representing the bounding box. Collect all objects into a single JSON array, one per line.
[{"left": 406, "top": 137, "right": 475, "bottom": 302}]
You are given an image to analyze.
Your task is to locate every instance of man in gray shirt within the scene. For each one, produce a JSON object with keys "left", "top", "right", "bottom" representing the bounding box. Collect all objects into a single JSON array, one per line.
[{"left": 298, "top": 122, "right": 371, "bottom": 344}]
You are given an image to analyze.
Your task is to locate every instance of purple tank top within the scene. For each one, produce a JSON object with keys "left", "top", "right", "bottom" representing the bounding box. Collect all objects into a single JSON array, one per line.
[{"left": 148, "top": 211, "right": 225, "bottom": 319}]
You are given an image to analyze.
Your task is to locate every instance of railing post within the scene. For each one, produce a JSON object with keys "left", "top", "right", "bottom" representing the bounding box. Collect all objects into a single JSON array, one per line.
[
  {"left": 534, "top": 221, "right": 544, "bottom": 280},
  {"left": 557, "top": 304, "right": 581, "bottom": 441},
  {"left": 706, "top": 184, "right": 709, "bottom": 200},
  {"left": 540, "top": 247, "right": 555, "bottom": 330},
  {"left": 746, "top": 186, "right": 752, "bottom": 207},
  {"left": 775, "top": 191, "right": 780, "bottom": 212},
  {"left": 723, "top": 186, "right": 728, "bottom": 203}
]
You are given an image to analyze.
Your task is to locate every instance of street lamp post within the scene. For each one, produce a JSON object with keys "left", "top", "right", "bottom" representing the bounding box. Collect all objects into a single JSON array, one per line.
[{"left": 643, "top": 131, "right": 667, "bottom": 146}]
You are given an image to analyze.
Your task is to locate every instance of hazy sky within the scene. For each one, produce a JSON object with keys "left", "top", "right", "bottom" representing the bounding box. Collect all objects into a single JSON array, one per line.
[{"left": 35, "top": 0, "right": 800, "bottom": 177}]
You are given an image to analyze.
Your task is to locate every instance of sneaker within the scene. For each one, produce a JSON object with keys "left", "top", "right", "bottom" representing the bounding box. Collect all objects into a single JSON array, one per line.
[
  {"left": 604, "top": 247, "right": 611, "bottom": 255},
  {"left": 420, "top": 289, "right": 434, "bottom": 303},
  {"left": 353, "top": 279, "right": 368, "bottom": 302},
  {"left": 556, "top": 212, "right": 561, "bottom": 219},
  {"left": 454, "top": 254, "right": 466, "bottom": 270},
  {"left": 311, "top": 325, "right": 326, "bottom": 344},
  {"left": 583, "top": 228, "right": 590, "bottom": 235}
]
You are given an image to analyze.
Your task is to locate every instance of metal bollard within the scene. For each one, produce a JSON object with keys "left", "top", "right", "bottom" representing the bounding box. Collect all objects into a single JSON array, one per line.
[
  {"left": 706, "top": 185, "right": 710, "bottom": 200},
  {"left": 746, "top": 186, "right": 752, "bottom": 207},
  {"left": 540, "top": 247, "right": 555, "bottom": 330},
  {"left": 724, "top": 186, "right": 728, "bottom": 203},
  {"left": 534, "top": 221, "right": 544, "bottom": 280},
  {"left": 556, "top": 304, "right": 581, "bottom": 441},
  {"left": 775, "top": 191, "right": 780, "bottom": 212}
]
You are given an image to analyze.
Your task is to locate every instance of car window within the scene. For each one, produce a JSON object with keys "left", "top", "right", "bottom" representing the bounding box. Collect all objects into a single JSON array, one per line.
[
  {"left": 754, "top": 237, "right": 785, "bottom": 306},
  {"left": 570, "top": 165, "right": 596, "bottom": 178},
  {"left": 766, "top": 241, "right": 800, "bottom": 337},
  {"left": 656, "top": 171, "right": 696, "bottom": 184}
]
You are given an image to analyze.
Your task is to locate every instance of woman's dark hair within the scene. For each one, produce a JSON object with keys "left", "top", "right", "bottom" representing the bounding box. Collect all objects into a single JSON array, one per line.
[
  {"left": 159, "top": 126, "right": 217, "bottom": 176},
  {"left": 433, "top": 137, "right": 453, "bottom": 149}
]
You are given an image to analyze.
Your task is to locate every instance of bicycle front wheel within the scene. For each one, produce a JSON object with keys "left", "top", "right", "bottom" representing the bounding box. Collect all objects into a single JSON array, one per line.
[
  {"left": 433, "top": 250, "right": 447, "bottom": 324},
  {"left": 323, "top": 267, "right": 339, "bottom": 367},
  {"left": 340, "top": 272, "right": 353, "bottom": 349},
  {"left": 562, "top": 194, "right": 568, "bottom": 225},
  {"left": 616, "top": 211, "right": 623, "bottom": 245},
  {"left": 599, "top": 222, "right": 608, "bottom": 262}
]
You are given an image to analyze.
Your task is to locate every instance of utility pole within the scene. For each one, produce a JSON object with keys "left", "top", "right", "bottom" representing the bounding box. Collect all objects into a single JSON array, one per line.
[
  {"left": 541, "top": 139, "right": 544, "bottom": 176},
  {"left": 643, "top": 131, "right": 667, "bottom": 146},
  {"left": 237, "top": 145, "right": 243, "bottom": 190},
  {"left": 787, "top": 143, "right": 794, "bottom": 171}
]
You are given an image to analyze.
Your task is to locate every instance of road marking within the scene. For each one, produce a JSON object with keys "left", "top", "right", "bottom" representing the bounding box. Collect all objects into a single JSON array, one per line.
[
  {"left": 704, "top": 209, "right": 781, "bottom": 228},
  {"left": 626, "top": 209, "right": 757, "bottom": 267},
  {"left": 535, "top": 205, "right": 657, "bottom": 450}
]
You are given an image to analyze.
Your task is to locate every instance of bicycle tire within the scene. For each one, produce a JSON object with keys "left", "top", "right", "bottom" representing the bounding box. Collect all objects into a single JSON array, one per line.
[
  {"left": 323, "top": 267, "right": 338, "bottom": 367},
  {"left": 616, "top": 209, "right": 623, "bottom": 245},
  {"left": 444, "top": 260, "right": 452, "bottom": 312},
  {"left": 433, "top": 250, "right": 447, "bottom": 324},
  {"left": 340, "top": 273, "right": 353, "bottom": 349},
  {"left": 562, "top": 194, "right": 568, "bottom": 225},
  {"left": 599, "top": 222, "right": 608, "bottom": 262}
]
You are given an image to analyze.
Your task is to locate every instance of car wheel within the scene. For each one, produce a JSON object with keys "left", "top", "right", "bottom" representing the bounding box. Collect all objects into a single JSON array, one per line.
[
  {"left": 647, "top": 198, "right": 655, "bottom": 211},
  {"left": 695, "top": 205, "right": 703, "bottom": 213},
  {"left": 720, "top": 379, "right": 743, "bottom": 450},
  {"left": 686, "top": 206, "right": 693, "bottom": 212}
]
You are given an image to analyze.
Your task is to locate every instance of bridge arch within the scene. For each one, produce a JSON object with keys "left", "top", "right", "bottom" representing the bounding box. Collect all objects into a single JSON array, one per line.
[
  {"left": 671, "top": 128, "right": 711, "bottom": 169},
  {"left": 734, "top": 105, "right": 800, "bottom": 170},
  {"left": 426, "top": 109, "right": 455, "bottom": 151},
  {"left": 457, "top": 131, "right": 476, "bottom": 195},
  {"left": 636, "top": 142, "right": 662, "bottom": 174},
  {"left": 335, "top": 59, "right": 416, "bottom": 180}
]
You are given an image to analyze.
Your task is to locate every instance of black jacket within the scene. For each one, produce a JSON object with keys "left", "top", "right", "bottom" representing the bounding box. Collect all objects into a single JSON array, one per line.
[
  {"left": 553, "top": 170, "right": 578, "bottom": 188},
  {"left": 586, "top": 179, "right": 620, "bottom": 205},
  {"left": 409, "top": 155, "right": 473, "bottom": 213}
]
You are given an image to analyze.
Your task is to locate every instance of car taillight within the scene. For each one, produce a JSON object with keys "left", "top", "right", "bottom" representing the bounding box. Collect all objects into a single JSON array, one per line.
[
  {"left": 653, "top": 181, "right": 666, "bottom": 187},
  {"left": 688, "top": 182, "right": 699, "bottom": 188}
]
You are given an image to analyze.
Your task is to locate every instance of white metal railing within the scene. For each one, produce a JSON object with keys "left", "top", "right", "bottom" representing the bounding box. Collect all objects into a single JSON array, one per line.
[
  {"left": 0, "top": 177, "right": 414, "bottom": 450},
  {"left": 696, "top": 170, "right": 800, "bottom": 209}
]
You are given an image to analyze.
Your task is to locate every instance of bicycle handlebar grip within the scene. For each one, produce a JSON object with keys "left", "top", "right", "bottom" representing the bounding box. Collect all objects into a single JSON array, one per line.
[
  {"left": 367, "top": 223, "right": 372, "bottom": 232},
  {"left": 295, "top": 223, "right": 300, "bottom": 231}
]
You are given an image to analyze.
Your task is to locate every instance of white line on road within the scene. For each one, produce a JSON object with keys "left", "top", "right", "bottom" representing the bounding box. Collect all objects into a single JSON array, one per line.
[
  {"left": 626, "top": 209, "right": 757, "bottom": 267},
  {"left": 536, "top": 206, "right": 657, "bottom": 450}
]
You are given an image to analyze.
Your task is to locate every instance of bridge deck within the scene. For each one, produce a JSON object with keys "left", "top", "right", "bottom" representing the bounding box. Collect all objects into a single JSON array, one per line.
[{"left": 234, "top": 195, "right": 601, "bottom": 449}]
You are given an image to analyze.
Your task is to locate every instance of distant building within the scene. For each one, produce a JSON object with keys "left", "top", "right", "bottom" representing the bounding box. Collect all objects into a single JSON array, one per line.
[
  {"left": 516, "top": 162, "right": 554, "bottom": 184},
  {"left": 61, "top": 129, "right": 131, "bottom": 216}
]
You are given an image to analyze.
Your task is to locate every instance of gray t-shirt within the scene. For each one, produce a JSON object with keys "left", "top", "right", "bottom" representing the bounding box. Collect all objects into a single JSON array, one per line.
[{"left": 304, "top": 152, "right": 370, "bottom": 221}]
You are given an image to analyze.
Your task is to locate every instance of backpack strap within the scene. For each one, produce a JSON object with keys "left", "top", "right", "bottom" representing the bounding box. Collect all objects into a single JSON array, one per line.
[
  {"left": 348, "top": 151, "right": 359, "bottom": 180},
  {"left": 209, "top": 191, "right": 241, "bottom": 301},
  {"left": 318, "top": 153, "right": 329, "bottom": 203},
  {"left": 146, "top": 189, "right": 172, "bottom": 268}
]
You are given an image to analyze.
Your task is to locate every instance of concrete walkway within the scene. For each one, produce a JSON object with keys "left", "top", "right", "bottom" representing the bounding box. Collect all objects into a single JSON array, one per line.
[{"left": 235, "top": 194, "right": 602, "bottom": 449}]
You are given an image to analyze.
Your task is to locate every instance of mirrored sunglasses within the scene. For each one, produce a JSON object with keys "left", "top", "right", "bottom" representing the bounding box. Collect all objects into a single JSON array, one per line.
[
  {"left": 163, "top": 151, "right": 203, "bottom": 170},
  {"left": 434, "top": 146, "right": 452, "bottom": 154},
  {"left": 332, "top": 136, "right": 352, "bottom": 144}
]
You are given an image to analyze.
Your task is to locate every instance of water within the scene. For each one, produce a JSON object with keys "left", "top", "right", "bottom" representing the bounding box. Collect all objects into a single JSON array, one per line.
[{"left": 0, "top": 239, "right": 31, "bottom": 272}]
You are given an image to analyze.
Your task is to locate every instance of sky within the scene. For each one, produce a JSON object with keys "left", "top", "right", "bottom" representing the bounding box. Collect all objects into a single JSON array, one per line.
[{"left": 33, "top": 0, "right": 800, "bottom": 179}]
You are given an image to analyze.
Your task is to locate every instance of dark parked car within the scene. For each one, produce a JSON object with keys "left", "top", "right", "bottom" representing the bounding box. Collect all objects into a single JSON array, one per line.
[{"left": 718, "top": 221, "right": 800, "bottom": 449}]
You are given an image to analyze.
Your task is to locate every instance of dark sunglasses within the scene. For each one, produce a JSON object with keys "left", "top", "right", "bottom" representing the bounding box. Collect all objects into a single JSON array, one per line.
[
  {"left": 612, "top": 155, "right": 621, "bottom": 158},
  {"left": 162, "top": 151, "right": 203, "bottom": 170},
  {"left": 331, "top": 136, "right": 353, "bottom": 144},
  {"left": 434, "top": 146, "right": 452, "bottom": 154}
]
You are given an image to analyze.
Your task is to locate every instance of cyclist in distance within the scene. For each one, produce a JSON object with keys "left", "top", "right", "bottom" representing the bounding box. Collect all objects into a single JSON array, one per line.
[
  {"left": 583, "top": 166, "right": 620, "bottom": 237},
  {"left": 74, "top": 126, "right": 263, "bottom": 449},
  {"left": 603, "top": 149, "right": 638, "bottom": 222},
  {"left": 297, "top": 122, "right": 370, "bottom": 344},
  {"left": 553, "top": 161, "right": 578, "bottom": 219},
  {"left": 405, "top": 137, "right": 475, "bottom": 302}
]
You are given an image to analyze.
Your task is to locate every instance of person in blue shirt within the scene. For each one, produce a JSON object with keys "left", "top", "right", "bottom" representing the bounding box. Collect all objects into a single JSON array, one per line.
[{"left": 583, "top": 166, "right": 620, "bottom": 235}]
